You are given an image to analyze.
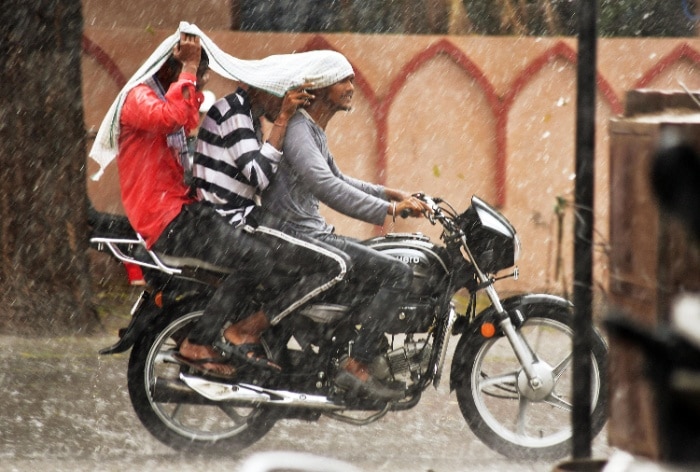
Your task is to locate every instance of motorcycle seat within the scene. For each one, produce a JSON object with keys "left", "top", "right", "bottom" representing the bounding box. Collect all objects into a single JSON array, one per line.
[{"left": 153, "top": 252, "right": 233, "bottom": 275}]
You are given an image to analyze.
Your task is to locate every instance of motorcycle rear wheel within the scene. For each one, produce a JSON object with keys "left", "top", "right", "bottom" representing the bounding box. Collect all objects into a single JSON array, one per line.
[
  {"left": 127, "top": 306, "right": 277, "bottom": 451},
  {"left": 454, "top": 300, "right": 608, "bottom": 460}
]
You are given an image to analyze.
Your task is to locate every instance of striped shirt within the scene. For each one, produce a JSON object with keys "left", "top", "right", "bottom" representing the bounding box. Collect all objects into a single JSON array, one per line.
[{"left": 192, "top": 88, "right": 282, "bottom": 226}]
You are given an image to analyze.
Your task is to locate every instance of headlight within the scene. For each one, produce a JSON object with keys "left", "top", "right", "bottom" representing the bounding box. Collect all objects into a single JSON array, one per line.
[{"left": 475, "top": 206, "right": 514, "bottom": 238}]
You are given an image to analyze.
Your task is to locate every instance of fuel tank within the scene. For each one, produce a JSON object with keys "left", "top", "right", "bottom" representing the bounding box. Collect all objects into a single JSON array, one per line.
[
  {"left": 364, "top": 233, "right": 452, "bottom": 333},
  {"left": 365, "top": 233, "right": 451, "bottom": 297}
]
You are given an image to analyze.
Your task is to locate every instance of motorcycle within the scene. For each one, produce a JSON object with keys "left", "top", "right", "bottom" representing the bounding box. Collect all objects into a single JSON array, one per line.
[{"left": 91, "top": 194, "right": 608, "bottom": 460}]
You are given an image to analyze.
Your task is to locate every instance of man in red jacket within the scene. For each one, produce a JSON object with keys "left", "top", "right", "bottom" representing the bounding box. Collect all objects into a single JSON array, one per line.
[
  {"left": 117, "top": 33, "right": 344, "bottom": 377},
  {"left": 117, "top": 34, "right": 205, "bottom": 251}
]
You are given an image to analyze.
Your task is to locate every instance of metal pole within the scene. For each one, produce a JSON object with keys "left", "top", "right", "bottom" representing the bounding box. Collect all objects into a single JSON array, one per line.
[{"left": 572, "top": 0, "right": 598, "bottom": 459}]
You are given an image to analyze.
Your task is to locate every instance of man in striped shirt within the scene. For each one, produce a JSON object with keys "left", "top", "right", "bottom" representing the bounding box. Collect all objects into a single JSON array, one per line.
[
  {"left": 193, "top": 87, "right": 290, "bottom": 227},
  {"left": 199, "top": 51, "right": 428, "bottom": 401},
  {"left": 191, "top": 77, "right": 350, "bottom": 373}
]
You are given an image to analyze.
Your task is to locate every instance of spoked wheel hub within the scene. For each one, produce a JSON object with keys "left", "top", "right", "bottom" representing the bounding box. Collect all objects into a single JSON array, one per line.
[{"left": 516, "top": 362, "right": 555, "bottom": 402}]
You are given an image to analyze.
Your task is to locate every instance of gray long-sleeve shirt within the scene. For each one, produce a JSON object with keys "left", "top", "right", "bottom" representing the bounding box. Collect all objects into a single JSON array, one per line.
[{"left": 260, "top": 110, "right": 389, "bottom": 238}]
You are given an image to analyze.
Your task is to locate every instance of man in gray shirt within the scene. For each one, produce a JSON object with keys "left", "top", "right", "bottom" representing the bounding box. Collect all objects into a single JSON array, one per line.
[{"left": 261, "top": 53, "right": 428, "bottom": 401}]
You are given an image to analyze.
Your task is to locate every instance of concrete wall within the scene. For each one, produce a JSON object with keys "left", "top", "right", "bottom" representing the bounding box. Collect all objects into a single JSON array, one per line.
[
  {"left": 82, "top": 0, "right": 233, "bottom": 29},
  {"left": 81, "top": 28, "right": 700, "bottom": 300}
]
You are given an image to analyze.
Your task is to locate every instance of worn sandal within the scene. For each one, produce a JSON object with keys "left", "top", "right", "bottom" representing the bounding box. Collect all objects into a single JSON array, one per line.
[
  {"left": 173, "top": 353, "right": 237, "bottom": 380},
  {"left": 213, "top": 338, "right": 282, "bottom": 372}
]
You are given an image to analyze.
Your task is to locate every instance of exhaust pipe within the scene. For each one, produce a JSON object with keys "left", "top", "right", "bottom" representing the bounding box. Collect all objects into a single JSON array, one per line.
[
  {"left": 152, "top": 377, "right": 216, "bottom": 404},
  {"left": 178, "top": 373, "right": 345, "bottom": 410}
]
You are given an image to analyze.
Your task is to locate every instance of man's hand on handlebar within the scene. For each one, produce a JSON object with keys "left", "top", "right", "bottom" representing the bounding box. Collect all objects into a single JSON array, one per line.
[
  {"left": 394, "top": 195, "right": 432, "bottom": 219},
  {"left": 384, "top": 188, "right": 432, "bottom": 219}
]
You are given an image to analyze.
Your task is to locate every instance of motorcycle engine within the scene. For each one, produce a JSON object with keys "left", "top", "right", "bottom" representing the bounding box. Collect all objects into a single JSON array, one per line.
[{"left": 370, "top": 341, "right": 432, "bottom": 381}]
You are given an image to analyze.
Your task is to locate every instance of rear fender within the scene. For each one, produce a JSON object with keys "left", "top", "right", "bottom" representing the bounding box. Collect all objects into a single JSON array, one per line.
[
  {"left": 449, "top": 293, "right": 572, "bottom": 391},
  {"left": 99, "top": 291, "right": 160, "bottom": 355},
  {"left": 99, "top": 289, "right": 207, "bottom": 355}
]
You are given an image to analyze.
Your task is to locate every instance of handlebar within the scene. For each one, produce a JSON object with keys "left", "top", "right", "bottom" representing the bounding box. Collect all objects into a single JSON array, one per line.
[
  {"left": 397, "top": 192, "right": 440, "bottom": 220},
  {"left": 409, "top": 193, "right": 460, "bottom": 231},
  {"left": 399, "top": 208, "right": 412, "bottom": 219}
]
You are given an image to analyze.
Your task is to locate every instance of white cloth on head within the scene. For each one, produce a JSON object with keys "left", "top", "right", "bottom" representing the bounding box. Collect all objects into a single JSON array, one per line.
[{"left": 89, "top": 21, "right": 353, "bottom": 180}]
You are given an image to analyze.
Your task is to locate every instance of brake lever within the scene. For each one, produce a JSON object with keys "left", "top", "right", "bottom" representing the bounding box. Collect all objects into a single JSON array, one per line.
[{"left": 419, "top": 194, "right": 440, "bottom": 223}]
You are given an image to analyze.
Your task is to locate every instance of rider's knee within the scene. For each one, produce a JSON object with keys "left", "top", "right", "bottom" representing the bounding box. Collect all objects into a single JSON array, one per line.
[{"left": 327, "top": 249, "right": 352, "bottom": 281}]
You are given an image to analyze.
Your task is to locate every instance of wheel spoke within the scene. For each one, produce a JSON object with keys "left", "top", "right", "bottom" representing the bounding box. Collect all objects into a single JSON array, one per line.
[
  {"left": 478, "top": 371, "right": 518, "bottom": 391},
  {"left": 516, "top": 395, "right": 529, "bottom": 435},
  {"left": 170, "top": 403, "right": 184, "bottom": 421},
  {"left": 219, "top": 404, "right": 249, "bottom": 424},
  {"left": 552, "top": 352, "right": 573, "bottom": 381},
  {"left": 521, "top": 328, "right": 543, "bottom": 364},
  {"left": 543, "top": 392, "right": 573, "bottom": 412},
  {"left": 156, "top": 349, "right": 179, "bottom": 364}
]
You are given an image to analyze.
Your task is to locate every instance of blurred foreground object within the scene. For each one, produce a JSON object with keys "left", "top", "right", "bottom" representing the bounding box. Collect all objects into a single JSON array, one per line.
[
  {"left": 605, "top": 296, "right": 700, "bottom": 464},
  {"left": 238, "top": 451, "right": 363, "bottom": 472},
  {"left": 605, "top": 94, "right": 700, "bottom": 463},
  {"left": 650, "top": 127, "right": 700, "bottom": 240}
]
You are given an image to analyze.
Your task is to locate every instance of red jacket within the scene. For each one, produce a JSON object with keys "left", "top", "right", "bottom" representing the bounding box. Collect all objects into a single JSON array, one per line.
[{"left": 117, "top": 72, "right": 201, "bottom": 248}]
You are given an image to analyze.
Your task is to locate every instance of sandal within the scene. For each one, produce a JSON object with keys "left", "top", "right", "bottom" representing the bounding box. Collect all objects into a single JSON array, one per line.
[
  {"left": 213, "top": 338, "right": 282, "bottom": 372},
  {"left": 173, "top": 353, "right": 237, "bottom": 380}
]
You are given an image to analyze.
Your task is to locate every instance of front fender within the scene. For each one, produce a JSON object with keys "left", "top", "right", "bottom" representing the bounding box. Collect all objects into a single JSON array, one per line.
[{"left": 449, "top": 293, "right": 572, "bottom": 391}]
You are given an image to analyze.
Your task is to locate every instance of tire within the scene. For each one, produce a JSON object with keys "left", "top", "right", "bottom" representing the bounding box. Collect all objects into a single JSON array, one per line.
[
  {"left": 127, "top": 305, "right": 277, "bottom": 451},
  {"left": 454, "top": 301, "right": 608, "bottom": 460}
]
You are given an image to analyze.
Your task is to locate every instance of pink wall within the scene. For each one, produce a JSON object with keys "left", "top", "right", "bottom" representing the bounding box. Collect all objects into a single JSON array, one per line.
[{"left": 81, "top": 29, "right": 700, "bottom": 301}]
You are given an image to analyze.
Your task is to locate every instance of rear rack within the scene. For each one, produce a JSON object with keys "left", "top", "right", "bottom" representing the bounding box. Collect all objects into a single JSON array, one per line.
[{"left": 90, "top": 235, "right": 183, "bottom": 275}]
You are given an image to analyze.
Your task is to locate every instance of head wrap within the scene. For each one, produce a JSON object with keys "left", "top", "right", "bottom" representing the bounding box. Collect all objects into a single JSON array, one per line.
[
  {"left": 294, "top": 49, "right": 354, "bottom": 90},
  {"left": 89, "top": 21, "right": 353, "bottom": 179}
]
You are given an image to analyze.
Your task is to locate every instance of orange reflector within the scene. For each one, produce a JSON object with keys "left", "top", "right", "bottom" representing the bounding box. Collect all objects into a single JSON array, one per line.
[
  {"left": 480, "top": 322, "right": 496, "bottom": 338},
  {"left": 154, "top": 291, "right": 164, "bottom": 308}
]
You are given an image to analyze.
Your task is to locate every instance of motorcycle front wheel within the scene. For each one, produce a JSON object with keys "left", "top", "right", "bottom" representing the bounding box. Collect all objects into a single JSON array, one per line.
[
  {"left": 127, "top": 305, "right": 278, "bottom": 451},
  {"left": 453, "top": 300, "right": 608, "bottom": 460}
]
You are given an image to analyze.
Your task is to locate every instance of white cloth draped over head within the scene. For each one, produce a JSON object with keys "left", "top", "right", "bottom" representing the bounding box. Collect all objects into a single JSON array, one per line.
[{"left": 89, "top": 21, "right": 354, "bottom": 180}]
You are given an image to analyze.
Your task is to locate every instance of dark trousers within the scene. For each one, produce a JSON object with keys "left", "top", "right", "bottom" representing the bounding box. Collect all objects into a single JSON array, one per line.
[
  {"left": 314, "top": 233, "right": 413, "bottom": 364},
  {"left": 152, "top": 202, "right": 349, "bottom": 345}
]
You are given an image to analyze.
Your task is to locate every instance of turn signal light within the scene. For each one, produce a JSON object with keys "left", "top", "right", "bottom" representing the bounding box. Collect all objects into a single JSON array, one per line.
[{"left": 480, "top": 322, "right": 496, "bottom": 338}]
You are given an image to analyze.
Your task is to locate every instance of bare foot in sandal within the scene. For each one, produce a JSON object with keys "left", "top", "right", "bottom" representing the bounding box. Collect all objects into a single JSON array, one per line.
[
  {"left": 219, "top": 311, "right": 282, "bottom": 372},
  {"left": 178, "top": 338, "right": 236, "bottom": 378},
  {"left": 223, "top": 310, "right": 269, "bottom": 345}
]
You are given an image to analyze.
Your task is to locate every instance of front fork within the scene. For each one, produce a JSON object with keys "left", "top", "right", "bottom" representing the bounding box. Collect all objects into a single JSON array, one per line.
[
  {"left": 431, "top": 285, "right": 540, "bottom": 390},
  {"left": 483, "top": 284, "right": 543, "bottom": 390},
  {"left": 432, "top": 302, "right": 458, "bottom": 389}
]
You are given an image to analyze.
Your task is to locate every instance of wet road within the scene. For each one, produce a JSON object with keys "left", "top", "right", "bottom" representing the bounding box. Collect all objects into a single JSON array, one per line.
[{"left": 0, "top": 329, "right": 610, "bottom": 472}]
